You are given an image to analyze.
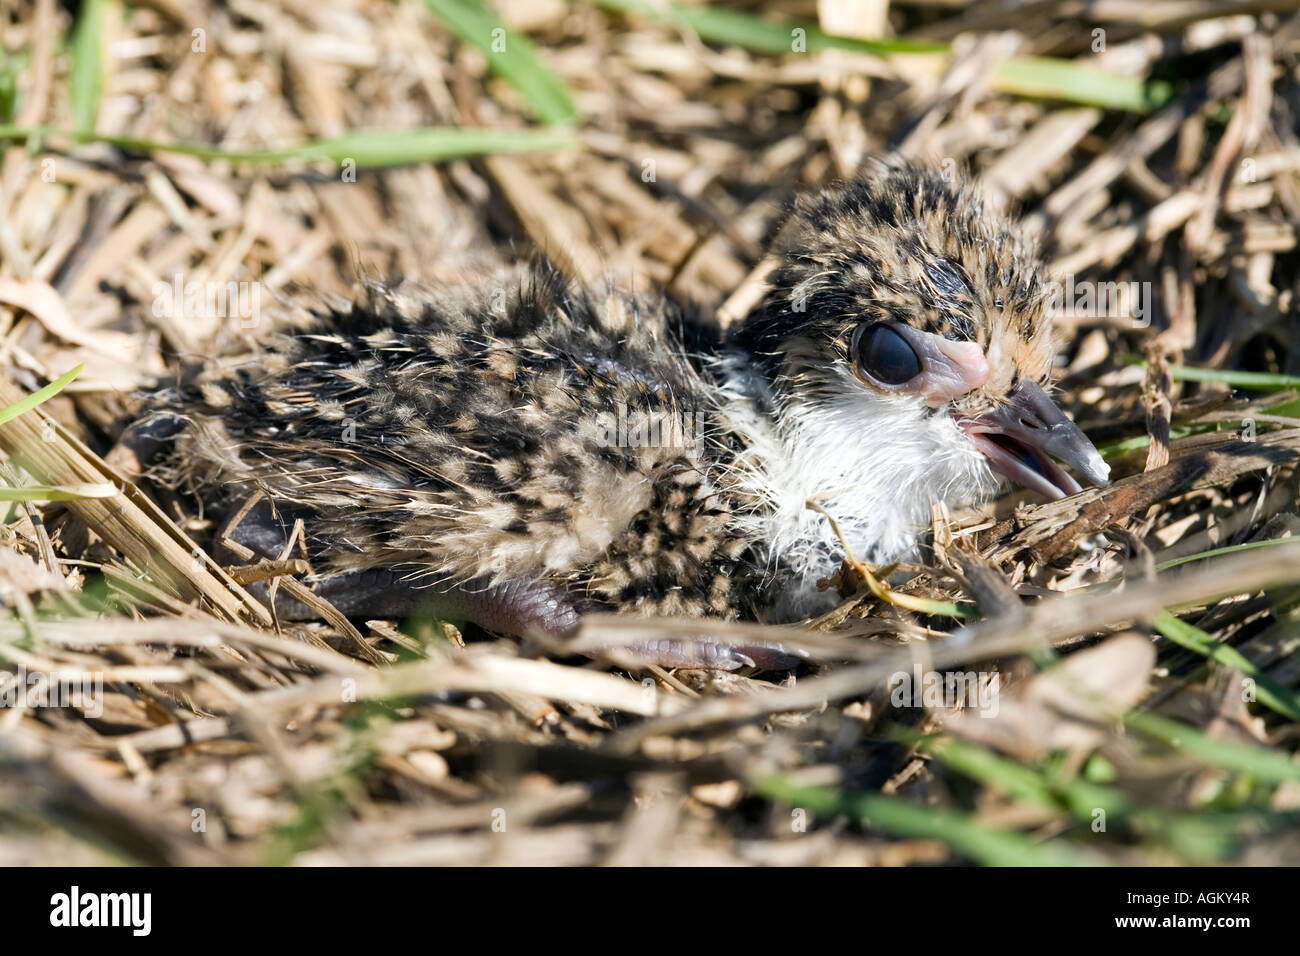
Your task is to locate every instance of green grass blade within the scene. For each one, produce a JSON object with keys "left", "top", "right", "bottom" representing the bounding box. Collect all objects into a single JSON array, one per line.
[
  {"left": 915, "top": 733, "right": 1296, "bottom": 862},
  {"left": 1096, "top": 422, "right": 1221, "bottom": 459},
  {"left": 1156, "top": 537, "right": 1300, "bottom": 573},
  {"left": 0, "top": 365, "right": 83, "bottom": 427},
  {"left": 1095, "top": 414, "right": 1266, "bottom": 458},
  {"left": 1126, "top": 356, "right": 1300, "bottom": 390},
  {"left": 0, "top": 482, "right": 119, "bottom": 502},
  {"left": 593, "top": 1, "right": 1160, "bottom": 111},
  {"left": 421, "top": 0, "right": 577, "bottom": 124},
  {"left": 1262, "top": 395, "right": 1300, "bottom": 418},
  {"left": 0, "top": 49, "right": 28, "bottom": 125},
  {"left": 912, "top": 732, "right": 1131, "bottom": 818},
  {"left": 69, "top": 0, "right": 110, "bottom": 133},
  {"left": 0, "top": 125, "right": 579, "bottom": 167},
  {"left": 594, "top": 0, "right": 944, "bottom": 55},
  {"left": 904, "top": 596, "right": 976, "bottom": 618},
  {"left": 1125, "top": 710, "right": 1300, "bottom": 783},
  {"left": 1098, "top": 385, "right": 1300, "bottom": 458},
  {"left": 752, "top": 773, "right": 1104, "bottom": 866},
  {"left": 1168, "top": 365, "right": 1300, "bottom": 389},
  {"left": 270, "top": 126, "right": 579, "bottom": 165},
  {"left": 1023, "top": 639, "right": 1300, "bottom": 781},
  {"left": 992, "top": 57, "right": 1170, "bottom": 112},
  {"left": 1152, "top": 609, "right": 1300, "bottom": 722}
]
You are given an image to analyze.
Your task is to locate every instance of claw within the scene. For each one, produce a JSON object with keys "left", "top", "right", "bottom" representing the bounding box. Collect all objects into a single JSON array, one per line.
[
  {"left": 618, "top": 638, "right": 803, "bottom": 671},
  {"left": 215, "top": 499, "right": 802, "bottom": 671}
]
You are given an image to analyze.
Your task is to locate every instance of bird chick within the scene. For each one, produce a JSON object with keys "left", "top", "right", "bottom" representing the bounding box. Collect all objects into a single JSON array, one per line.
[{"left": 137, "top": 160, "right": 1108, "bottom": 669}]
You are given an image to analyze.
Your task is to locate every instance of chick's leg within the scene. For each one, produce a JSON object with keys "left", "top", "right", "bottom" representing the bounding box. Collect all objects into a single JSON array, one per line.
[
  {"left": 615, "top": 638, "right": 803, "bottom": 671},
  {"left": 215, "top": 500, "right": 578, "bottom": 635},
  {"left": 290, "top": 572, "right": 798, "bottom": 671},
  {"left": 218, "top": 501, "right": 797, "bottom": 670},
  {"left": 269, "top": 569, "right": 580, "bottom": 636}
]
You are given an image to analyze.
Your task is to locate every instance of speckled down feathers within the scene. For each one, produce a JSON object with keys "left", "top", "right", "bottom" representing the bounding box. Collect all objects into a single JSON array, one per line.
[
  {"left": 151, "top": 263, "right": 760, "bottom": 619},
  {"left": 145, "top": 161, "right": 1065, "bottom": 628},
  {"left": 736, "top": 159, "right": 1057, "bottom": 407}
]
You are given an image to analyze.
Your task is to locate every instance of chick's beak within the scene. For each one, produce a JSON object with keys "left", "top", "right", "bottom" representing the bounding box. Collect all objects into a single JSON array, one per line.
[{"left": 960, "top": 380, "right": 1110, "bottom": 500}]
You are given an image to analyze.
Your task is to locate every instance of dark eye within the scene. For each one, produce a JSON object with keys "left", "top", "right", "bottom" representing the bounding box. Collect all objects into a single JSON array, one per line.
[{"left": 854, "top": 324, "right": 921, "bottom": 385}]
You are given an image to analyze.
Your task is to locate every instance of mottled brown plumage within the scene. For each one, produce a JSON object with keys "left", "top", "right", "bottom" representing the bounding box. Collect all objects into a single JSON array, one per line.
[
  {"left": 136, "top": 160, "right": 1107, "bottom": 669},
  {"left": 736, "top": 160, "right": 1055, "bottom": 406}
]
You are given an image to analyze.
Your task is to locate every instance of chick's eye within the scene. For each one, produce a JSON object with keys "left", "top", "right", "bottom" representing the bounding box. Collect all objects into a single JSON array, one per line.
[{"left": 854, "top": 323, "right": 921, "bottom": 385}]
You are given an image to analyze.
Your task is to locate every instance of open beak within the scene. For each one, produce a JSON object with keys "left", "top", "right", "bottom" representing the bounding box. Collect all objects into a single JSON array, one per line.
[{"left": 960, "top": 380, "right": 1110, "bottom": 500}]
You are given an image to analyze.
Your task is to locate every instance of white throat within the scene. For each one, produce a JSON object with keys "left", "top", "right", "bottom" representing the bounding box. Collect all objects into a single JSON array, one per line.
[{"left": 712, "top": 348, "right": 997, "bottom": 622}]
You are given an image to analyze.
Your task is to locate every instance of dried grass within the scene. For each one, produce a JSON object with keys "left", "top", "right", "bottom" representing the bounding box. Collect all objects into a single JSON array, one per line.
[{"left": 1, "top": 0, "right": 1299, "bottom": 865}]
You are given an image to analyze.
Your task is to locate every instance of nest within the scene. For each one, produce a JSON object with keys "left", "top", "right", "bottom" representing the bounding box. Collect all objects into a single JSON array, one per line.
[{"left": 0, "top": 0, "right": 1298, "bottom": 865}]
